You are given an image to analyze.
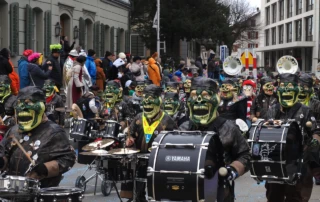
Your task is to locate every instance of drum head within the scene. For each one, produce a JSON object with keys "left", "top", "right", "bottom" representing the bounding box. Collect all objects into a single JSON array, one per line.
[{"left": 38, "top": 187, "right": 83, "bottom": 196}]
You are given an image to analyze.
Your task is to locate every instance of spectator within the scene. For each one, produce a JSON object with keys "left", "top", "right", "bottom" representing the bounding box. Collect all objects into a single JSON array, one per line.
[
  {"left": 147, "top": 52, "right": 162, "bottom": 86},
  {"left": 63, "top": 49, "right": 79, "bottom": 90},
  {"left": 109, "top": 52, "right": 126, "bottom": 80},
  {"left": 28, "top": 53, "right": 52, "bottom": 88},
  {"left": 60, "top": 36, "right": 76, "bottom": 71},
  {"left": 130, "top": 56, "right": 145, "bottom": 81},
  {"left": 192, "top": 68, "right": 199, "bottom": 78},
  {"left": 214, "top": 60, "right": 221, "bottom": 80},
  {"left": 85, "top": 49, "right": 97, "bottom": 85},
  {"left": 78, "top": 50, "right": 92, "bottom": 94},
  {"left": 195, "top": 56, "right": 203, "bottom": 76},
  {"left": 18, "top": 49, "right": 33, "bottom": 89},
  {"left": 66, "top": 56, "right": 86, "bottom": 108},
  {"left": 95, "top": 58, "right": 106, "bottom": 91},
  {"left": 120, "top": 67, "right": 134, "bottom": 96},
  {"left": 181, "top": 68, "right": 188, "bottom": 82},
  {"left": 102, "top": 51, "right": 113, "bottom": 82},
  {"left": 207, "top": 58, "right": 215, "bottom": 79},
  {"left": 43, "top": 44, "right": 63, "bottom": 90},
  {"left": 0, "top": 48, "right": 13, "bottom": 76}
]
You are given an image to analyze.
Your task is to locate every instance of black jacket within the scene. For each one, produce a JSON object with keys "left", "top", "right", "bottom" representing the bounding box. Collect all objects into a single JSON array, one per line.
[
  {"left": 28, "top": 63, "right": 52, "bottom": 88},
  {"left": 102, "top": 58, "right": 113, "bottom": 80},
  {"left": 0, "top": 55, "right": 13, "bottom": 75},
  {"left": 0, "top": 121, "right": 76, "bottom": 187},
  {"left": 251, "top": 93, "right": 278, "bottom": 119},
  {"left": 218, "top": 95, "right": 247, "bottom": 122},
  {"left": 43, "top": 56, "right": 62, "bottom": 86}
]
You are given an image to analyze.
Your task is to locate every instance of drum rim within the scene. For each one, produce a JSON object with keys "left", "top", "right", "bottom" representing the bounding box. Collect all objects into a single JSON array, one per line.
[{"left": 38, "top": 187, "right": 83, "bottom": 196}]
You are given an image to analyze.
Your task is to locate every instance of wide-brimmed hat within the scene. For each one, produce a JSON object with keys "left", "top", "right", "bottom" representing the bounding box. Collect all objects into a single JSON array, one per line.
[{"left": 69, "top": 49, "right": 79, "bottom": 57}]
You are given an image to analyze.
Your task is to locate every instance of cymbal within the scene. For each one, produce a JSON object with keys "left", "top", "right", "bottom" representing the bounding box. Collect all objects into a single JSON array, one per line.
[
  {"left": 89, "top": 117, "right": 103, "bottom": 120},
  {"left": 82, "top": 139, "right": 114, "bottom": 151},
  {"left": 55, "top": 107, "right": 72, "bottom": 112},
  {"left": 108, "top": 148, "right": 140, "bottom": 155},
  {"left": 80, "top": 150, "right": 109, "bottom": 156}
]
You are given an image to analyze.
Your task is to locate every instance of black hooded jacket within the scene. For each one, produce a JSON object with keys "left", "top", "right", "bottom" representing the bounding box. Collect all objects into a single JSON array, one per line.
[{"left": 0, "top": 49, "right": 13, "bottom": 75}]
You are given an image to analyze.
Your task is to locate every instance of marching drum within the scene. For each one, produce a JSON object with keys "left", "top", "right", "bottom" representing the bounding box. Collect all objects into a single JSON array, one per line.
[
  {"left": 248, "top": 122, "right": 303, "bottom": 184},
  {"left": 147, "top": 131, "right": 214, "bottom": 202},
  {"left": 35, "top": 187, "right": 84, "bottom": 202},
  {"left": 103, "top": 120, "right": 121, "bottom": 141},
  {"left": 0, "top": 175, "right": 39, "bottom": 201},
  {"left": 70, "top": 118, "right": 93, "bottom": 140}
]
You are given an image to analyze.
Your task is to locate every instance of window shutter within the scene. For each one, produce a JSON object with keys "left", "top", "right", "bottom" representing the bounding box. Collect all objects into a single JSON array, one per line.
[
  {"left": 44, "top": 10, "right": 52, "bottom": 57},
  {"left": 10, "top": 2, "right": 19, "bottom": 57},
  {"left": 79, "top": 17, "right": 85, "bottom": 49},
  {"left": 25, "top": 4, "right": 33, "bottom": 50},
  {"left": 100, "top": 24, "right": 105, "bottom": 57},
  {"left": 110, "top": 26, "right": 114, "bottom": 54},
  {"left": 93, "top": 21, "right": 100, "bottom": 56},
  {"left": 125, "top": 30, "right": 130, "bottom": 53},
  {"left": 116, "top": 28, "right": 121, "bottom": 54}
]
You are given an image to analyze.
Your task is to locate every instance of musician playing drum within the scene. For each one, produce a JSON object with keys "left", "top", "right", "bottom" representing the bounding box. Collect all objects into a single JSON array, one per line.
[
  {"left": 126, "top": 84, "right": 177, "bottom": 202},
  {"left": 43, "top": 79, "right": 63, "bottom": 123},
  {"left": 179, "top": 77, "right": 251, "bottom": 202},
  {"left": 0, "top": 75, "right": 16, "bottom": 118},
  {"left": 264, "top": 73, "right": 314, "bottom": 202},
  {"left": 0, "top": 86, "right": 76, "bottom": 187}
]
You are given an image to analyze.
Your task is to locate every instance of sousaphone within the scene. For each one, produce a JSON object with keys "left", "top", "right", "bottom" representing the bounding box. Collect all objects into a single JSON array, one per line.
[
  {"left": 276, "top": 55, "right": 299, "bottom": 74},
  {"left": 223, "top": 56, "right": 243, "bottom": 76}
]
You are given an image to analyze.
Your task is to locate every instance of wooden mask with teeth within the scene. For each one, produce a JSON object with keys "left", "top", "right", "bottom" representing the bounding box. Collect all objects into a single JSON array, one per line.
[{"left": 142, "top": 84, "right": 162, "bottom": 119}]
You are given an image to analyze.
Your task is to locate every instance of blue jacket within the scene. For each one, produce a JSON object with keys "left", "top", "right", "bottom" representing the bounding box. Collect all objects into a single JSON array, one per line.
[
  {"left": 28, "top": 63, "right": 52, "bottom": 88},
  {"left": 85, "top": 56, "right": 97, "bottom": 84},
  {"left": 18, "top": 56, "right": 30, "bottom": 89}
]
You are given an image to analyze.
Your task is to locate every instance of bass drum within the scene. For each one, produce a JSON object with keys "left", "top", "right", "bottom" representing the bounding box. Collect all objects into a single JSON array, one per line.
[
  {"left": 248, "top": 122, "right": 303, "bottom": 184},
  {"left": 147, "top": 131, "right": 214, "bottom": 202}
]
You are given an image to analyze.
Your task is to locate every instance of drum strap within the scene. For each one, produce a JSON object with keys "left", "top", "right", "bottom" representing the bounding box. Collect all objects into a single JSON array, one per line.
[{"left": 142, "top": 113, "right": 165, "bottom": 143}]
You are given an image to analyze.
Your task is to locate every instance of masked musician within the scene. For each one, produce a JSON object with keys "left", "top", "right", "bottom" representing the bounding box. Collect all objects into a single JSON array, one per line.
[
  {"left": 0, "top": 86, "right": 76, "bottom": 187},
  {"left": 125, "top": 84, "right": 177, "bottom": 202},
  {"left": 102, "top": 80, "right": 131, "bottom": 128},
  {"left": 0, "top": 75, "right": 15, "bottom": 118},
  {"left": 265, "top": 73, "right": 314, "bottom": 202},
  {"left": 43, "top": 79, "right": 64, "bottom": 123},
  {"left": 127, "top": 81, "right": 145, "bottom": 116},
  {"left": 250, "top": 77, "right": 278, "bottom": 120},
  {"left": 218, "top": 78, "right": 247, "bottom": 122},
  {"left": 163, "top": 92, "right": 187, "bottom": 126},
  {"left": 184, "top": 78, "right": 192, "bottom": 99},
  {"left": 179, "top": 77, "right": 250, "bottom": 202},
  {"left": 242, "top": 79, "right": 256, "bottom": 120},
  {"left": 165, "top": 82, "right": 179, "bottom": 93}
]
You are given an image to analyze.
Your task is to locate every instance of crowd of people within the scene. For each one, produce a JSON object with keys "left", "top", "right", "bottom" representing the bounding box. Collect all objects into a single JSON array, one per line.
[{"left": 0, "top": 39, "right": 320, "bottom": 202}]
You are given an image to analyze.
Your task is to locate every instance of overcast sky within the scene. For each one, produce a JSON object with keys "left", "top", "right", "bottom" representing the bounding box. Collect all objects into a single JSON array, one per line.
[{"left": 250, "top": 0, "right": 261, "bottom": 8}]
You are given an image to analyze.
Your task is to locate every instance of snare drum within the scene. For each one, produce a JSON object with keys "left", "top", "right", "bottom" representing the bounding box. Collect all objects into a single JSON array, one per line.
[
  {"left": 0, "top": 175, "right": 39, "bottom": 201},
  {"left": 35, "top": 187, "right": 84, "bottom": 202},
  {"left": 102, "top": 156, "right": 133, "bottom": 183},
  {"left": 70, "top": 118, "right": 93, "bottom": 140},
  {"left": 136, "top": 154, "right": 149, "bottom": 182},
  {"left": 103, "top": 120, "right": 121, "bottom": 141},
  {"left": 248, "top": 122, "right": 303, "bottom": 184}
]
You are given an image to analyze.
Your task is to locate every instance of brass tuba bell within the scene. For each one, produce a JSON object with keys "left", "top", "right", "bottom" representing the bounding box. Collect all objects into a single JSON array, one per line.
[
  {"left": 276, "top": 55, "right": 299, "bottom": 74},
  {"left": 223, "top": 56, "right": 243, "bottom": 76}
]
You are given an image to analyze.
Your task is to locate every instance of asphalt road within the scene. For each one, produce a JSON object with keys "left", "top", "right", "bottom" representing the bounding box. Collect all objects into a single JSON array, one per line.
[{"left": 60, "top": 161, "right": 320, "bottom": 202}]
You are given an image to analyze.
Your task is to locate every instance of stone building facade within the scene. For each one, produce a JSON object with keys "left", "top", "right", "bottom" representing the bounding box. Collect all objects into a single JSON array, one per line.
[{"left": 0, "top": 0, "right": 131, "bottom": 66}]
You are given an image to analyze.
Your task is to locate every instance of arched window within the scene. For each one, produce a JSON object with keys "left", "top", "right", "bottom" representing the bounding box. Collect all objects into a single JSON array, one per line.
[
  {"left": 60, "top": 13, "right": 71, "bottom": 39},
  {"left": 85, "top": 19, "right": 93, "bottom": 50},
  {"left": 33, "top": 7, "right": 44, "bottom": 52}
]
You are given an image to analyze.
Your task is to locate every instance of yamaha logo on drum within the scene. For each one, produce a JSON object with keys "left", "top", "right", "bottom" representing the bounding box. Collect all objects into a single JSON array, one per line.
[{"left": 165, "top": 156, "right": 191, "bottom": 162}]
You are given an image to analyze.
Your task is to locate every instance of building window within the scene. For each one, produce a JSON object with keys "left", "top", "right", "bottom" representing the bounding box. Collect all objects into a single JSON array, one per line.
[
  {"left": 287, "top": 0, "right": 293, "bottom": 18},
  {"left": 295, "top": 20, "right": 302, "bottom": 41},
  {"left": 251, "top": 20, "right": 256, "bottom": 26},
  {"left": 265, "top": 30, "right": 270, "bottom": 46},
  {"left": 272, "top": 3, "right": 277, "bottom": 23},
  {"left": 266, "top": 7, "right": 270, "bottom": 25},
  {"left": 272, "top": 28, "right": 276, "bottom": 45},
  {"left": 287, "top": 22, "right": 292, "bottom": 42},
  {"left": 279, "top": 25, "right": 284, "bottom": 44},
  {"left": 248, "top": 44, "right": 256, "bottom": 48},
  {"left": 306, "top": 16, "right": 313, "bottom": 41},
  {"left": 306, "top": 0, "right": 314, "bottom": 11},
  {"left": 279, "top": 0, "right": 284, "bottom": 20},
  {"left": 267, "top": 0, "right": 270, "bottom": 2},
  {"left": 131, "top": 34, "right": 145, "bottom": 56},
  {"left": 296, "top": 0, "right": 302, "bottom": 15},
  {"left": 248, "top": 31, "right": 258, "bottom": 39}
]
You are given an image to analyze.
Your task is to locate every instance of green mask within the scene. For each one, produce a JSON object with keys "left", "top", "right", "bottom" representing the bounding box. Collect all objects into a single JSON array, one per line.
[
  {"left": 142, "top": 94, "right": 162, "bottom": 119},
  {"left": 16, "top": 99, "right": 45, "bottom": 132},
  {"left": 0, "top": 82, "right": 11, "bottom": 103},
  {"left": 43, "top": 83, "right": 55, "bottom": 98},
  {"left": 220, "top": 84, "right": 235, "bottom": 100},
  {"left": 184, "top": 79, "right": 191, "bottom": 93},
  {"left": 163, "top": 97, "right": 180, "bottom": 116},
  {"left": 277, "top": 82, "right": 299, "bottom": 108},
  {"left": 165, "top": 86, "right": 178, "bottom": 93},
  {"left": 188, "top": 89, "right": 220, "bottom": 126},
  {"left": 263, "top": 82, "right": 274, "bottom": 95},
  {"left": 103, "top": 86, "right": 122, "bottom": 108},
  {"left": 135, "top": 85, "right": 145, "bottom": 97},
  {"left": 298, "top": 85, "right": 313, "bottom": 105}
]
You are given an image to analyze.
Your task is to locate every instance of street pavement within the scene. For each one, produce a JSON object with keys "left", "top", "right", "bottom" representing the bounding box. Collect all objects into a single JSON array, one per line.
[{"left": 60, "top": 161, "right": 320, "bottom": 202}]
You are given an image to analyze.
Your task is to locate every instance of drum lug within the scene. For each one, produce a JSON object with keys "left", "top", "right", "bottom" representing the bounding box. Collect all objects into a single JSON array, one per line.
[
  {"left": 197, "top": 168, "right": 205, "bottom": 178},
  {"left": 68, "top": 197, "right": 72, "bottom": 202},
  {"left": 147, "top": 166, "right": 154, "bottom": 176},
  {"left": 79, "top": 194, "right": 84, "bottom": 201}
]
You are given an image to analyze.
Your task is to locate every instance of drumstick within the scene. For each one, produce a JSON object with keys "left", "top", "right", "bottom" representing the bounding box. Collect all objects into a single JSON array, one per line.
[{"left": 12, "top": 136, "right": 35, "bottom": 166}]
